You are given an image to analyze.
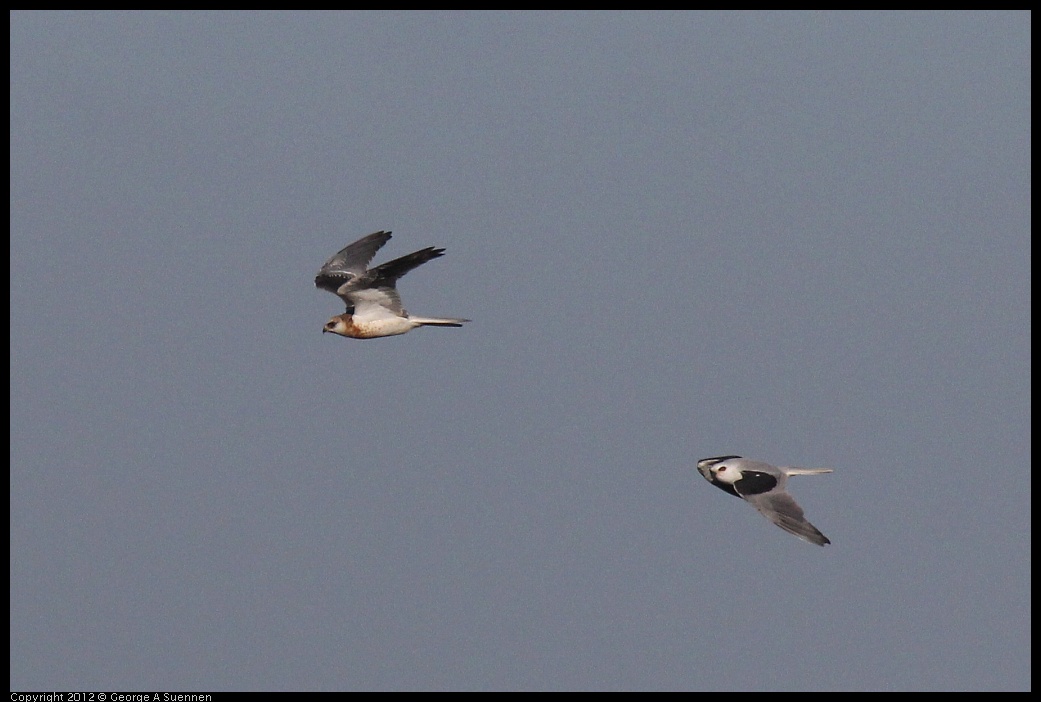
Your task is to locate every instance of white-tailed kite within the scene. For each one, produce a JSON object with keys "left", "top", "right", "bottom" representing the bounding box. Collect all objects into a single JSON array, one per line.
[
  {"left": 696, "top": 455, "right": 833, "bottom": 546},
  {"left": 315, "top": 231, "right": 469, "bottom": 339}
]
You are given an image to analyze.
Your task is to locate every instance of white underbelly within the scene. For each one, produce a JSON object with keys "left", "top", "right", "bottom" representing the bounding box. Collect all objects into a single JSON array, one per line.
[{"left": 356, "top": 317, "right": 418, "bottom": 338}]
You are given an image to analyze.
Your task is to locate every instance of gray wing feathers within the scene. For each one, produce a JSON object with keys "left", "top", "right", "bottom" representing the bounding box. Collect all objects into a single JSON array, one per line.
[
  {"left": 748, "top": 492, "right": 831, "bottom": 546},
  {"left": 315, "top": 231, "right": 393, "bottom": 291},
  {"left": 367, "top": 247, "right": 445, "bottom": 284},
  {"left": 337, "top": 247, "right": 447, "bottom": 315}
]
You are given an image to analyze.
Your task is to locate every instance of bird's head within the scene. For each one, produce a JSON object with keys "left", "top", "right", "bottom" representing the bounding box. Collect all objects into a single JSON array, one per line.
[
  {"left": 696, "top": 455, "right": 743, "bottom": 483},
  {"left": 323, "top": 315, "right": 351, "bottom": 337}
]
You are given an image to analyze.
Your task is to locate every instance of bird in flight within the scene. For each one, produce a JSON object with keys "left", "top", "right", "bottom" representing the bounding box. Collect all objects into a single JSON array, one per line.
[
  {"left": 696, "top": 455, "right": 833, "bottom": 546},
  {"left": 315, "top": 231, "right": 469, "bottom": 339}
]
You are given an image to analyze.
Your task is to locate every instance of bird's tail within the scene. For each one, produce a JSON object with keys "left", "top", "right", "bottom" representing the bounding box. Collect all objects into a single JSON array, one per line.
[
  {"left": 785, "top": 467, "right": 834, "bottom": 476},
  {"left": 410, "top": 316, "right": 470, "bottom": 328}
]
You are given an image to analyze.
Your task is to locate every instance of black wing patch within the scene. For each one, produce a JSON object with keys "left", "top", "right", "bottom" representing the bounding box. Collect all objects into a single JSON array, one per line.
[{"left": 733, "top": 470, "right": 778, "bottom": 497}]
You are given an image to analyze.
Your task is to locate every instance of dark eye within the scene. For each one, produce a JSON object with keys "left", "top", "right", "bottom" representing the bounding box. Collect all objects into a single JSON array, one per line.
[{"left": 717, "top": 466, "right": 727, "bottom": 472}]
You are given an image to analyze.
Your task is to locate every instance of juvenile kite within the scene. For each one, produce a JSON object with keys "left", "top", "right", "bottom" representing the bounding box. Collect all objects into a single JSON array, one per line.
[{"left": 315, "top": 231, "right": 469, "bottom": 339}]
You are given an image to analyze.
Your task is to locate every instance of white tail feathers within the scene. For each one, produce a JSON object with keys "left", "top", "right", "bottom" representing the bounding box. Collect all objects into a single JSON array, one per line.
[
  {"left": 785, "top": 467, "right": 834, "bottom": 476},
  {"left": 411, "top": 316, "right": 470, "bottom": 327}
]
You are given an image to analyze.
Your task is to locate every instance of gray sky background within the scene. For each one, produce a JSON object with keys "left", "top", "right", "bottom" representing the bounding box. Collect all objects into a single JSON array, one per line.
[{"left": 10, "top": 11, "right": 1030, "bottom": 692}]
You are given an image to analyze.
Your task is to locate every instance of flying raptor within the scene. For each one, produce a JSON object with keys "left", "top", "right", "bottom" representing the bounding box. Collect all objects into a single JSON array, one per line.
[
  {"left": 696, "top": 455, "right": 833, "bottom": 546},
  {"left": 315, "top": 231, "right": 469, "bottom": 339}
]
